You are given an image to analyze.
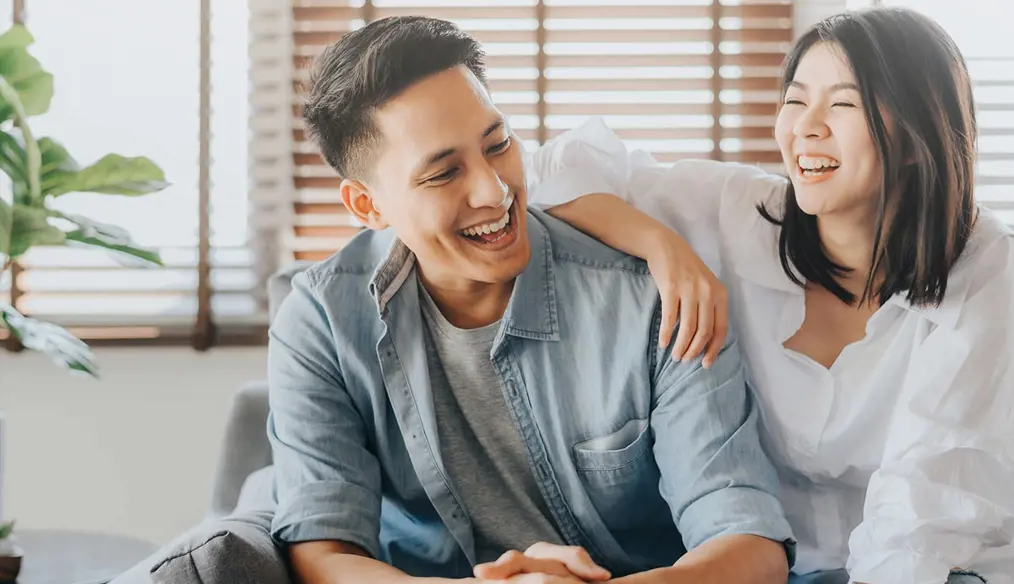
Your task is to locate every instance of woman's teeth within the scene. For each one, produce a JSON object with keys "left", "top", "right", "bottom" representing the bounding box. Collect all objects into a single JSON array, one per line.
[{"left": 798, "top": 155, "right": 841, "bottom": 173}]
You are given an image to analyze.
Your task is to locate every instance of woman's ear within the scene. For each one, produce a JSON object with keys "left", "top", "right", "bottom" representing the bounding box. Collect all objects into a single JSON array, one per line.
[{"left": 341, "top": 178, "right": 389, "bottom": 230}]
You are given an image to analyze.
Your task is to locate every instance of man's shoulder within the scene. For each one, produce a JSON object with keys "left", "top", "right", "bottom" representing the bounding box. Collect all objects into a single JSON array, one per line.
[
  {"left": 298, "top": 227, "right": 396, "bottom": 291},
  {"left": 530, "top": 207, "right": 651, "bottom": 278}
]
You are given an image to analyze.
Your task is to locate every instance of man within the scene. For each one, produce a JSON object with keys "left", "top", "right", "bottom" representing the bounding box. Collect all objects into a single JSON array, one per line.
[{"left": 268, "top": 15, "right": 795, "bottom": 584}]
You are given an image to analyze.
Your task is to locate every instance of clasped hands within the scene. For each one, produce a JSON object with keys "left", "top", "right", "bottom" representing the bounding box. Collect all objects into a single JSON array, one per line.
[{"left": 470, "top": 542, "right": 612, "bottom": 584}]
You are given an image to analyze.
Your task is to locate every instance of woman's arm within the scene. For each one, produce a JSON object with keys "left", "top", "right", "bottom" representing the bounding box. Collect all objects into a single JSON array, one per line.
[
  {"left": 525, "top": 117, "right": 780, "bottom": 368},
  {"left": 546, "top": 194, "right": 727, "bottom": 368},
  {"left": 846, "top": 237, "right": 1014, "bottom": 584}
]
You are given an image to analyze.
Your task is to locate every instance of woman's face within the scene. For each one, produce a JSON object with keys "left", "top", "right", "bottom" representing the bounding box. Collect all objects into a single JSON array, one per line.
[{"left": 775, "top": 42, "right": 883, "bottom": 224}]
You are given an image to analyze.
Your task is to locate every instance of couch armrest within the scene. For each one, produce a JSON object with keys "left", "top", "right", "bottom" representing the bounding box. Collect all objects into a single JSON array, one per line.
[
  {"left": 111, "top": 510, "right": 290, "bottom": 584},
  {"left": 209, "top": 381, "right": 272, "bottom": 518}
]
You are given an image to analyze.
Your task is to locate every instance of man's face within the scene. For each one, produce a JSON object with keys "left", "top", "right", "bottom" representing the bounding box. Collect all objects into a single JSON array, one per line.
[{"left": 353, "top": 66, "right": 530, "bottom": 287}]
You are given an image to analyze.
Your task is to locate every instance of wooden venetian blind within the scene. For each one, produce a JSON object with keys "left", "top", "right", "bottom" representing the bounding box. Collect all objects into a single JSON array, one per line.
[
  {"left": 285, "top": 0, "right": 794, "bottom": 261},
  {"left": 1, "top": 0, "right": 264, "bottom": 347}
]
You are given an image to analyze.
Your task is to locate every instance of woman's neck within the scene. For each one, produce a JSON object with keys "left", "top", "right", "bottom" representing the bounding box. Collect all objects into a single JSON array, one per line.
[{"left": 817, "top": 213, "right": 878, "bottom": 297}]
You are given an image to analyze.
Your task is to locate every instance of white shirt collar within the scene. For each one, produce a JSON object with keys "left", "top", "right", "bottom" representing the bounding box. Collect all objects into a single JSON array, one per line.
[{"left": 731, "top": 204, "right": 1011, "bottom": 330}]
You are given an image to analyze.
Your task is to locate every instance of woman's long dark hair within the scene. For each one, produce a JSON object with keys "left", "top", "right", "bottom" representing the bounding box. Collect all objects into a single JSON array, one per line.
[{"left": 759, "top": 7, "right": 977, "bottom": 307}]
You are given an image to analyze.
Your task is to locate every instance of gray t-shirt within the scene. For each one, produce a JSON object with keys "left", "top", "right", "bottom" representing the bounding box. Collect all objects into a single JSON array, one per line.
[{"left": 419, "top": 284, "right": 563, "bottom": 563}]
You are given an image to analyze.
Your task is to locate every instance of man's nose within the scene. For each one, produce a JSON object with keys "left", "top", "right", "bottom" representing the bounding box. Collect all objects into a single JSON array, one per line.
[{"left": 470, "top": 164, "right": 509, "bottom": 209}]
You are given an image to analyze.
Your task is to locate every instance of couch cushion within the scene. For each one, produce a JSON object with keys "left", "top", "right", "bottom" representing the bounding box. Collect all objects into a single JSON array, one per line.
[
  {"left": 148, "top": 510, "right": 289, "bottom": 584},
  {"left": 235, "top": 465, "right": 276, "bottom": 515}
]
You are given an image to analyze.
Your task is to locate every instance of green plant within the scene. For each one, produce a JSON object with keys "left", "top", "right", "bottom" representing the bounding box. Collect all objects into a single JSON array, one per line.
[
  {"left": 0, "top": 521, "right": 12, "bottom": 541},
  {"left": 0, "top": 25, "right": 169, "bottom": 377}
]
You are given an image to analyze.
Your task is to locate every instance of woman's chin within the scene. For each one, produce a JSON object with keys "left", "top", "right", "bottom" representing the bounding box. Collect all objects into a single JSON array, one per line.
[{"left": 792, "top": 188, "right": 828, "bottom": 216}]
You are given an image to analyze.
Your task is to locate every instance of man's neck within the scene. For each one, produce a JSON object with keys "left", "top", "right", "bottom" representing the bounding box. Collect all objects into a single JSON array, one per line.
[{"left": 418, "top": 270, "right": 515, "bottom": 329}]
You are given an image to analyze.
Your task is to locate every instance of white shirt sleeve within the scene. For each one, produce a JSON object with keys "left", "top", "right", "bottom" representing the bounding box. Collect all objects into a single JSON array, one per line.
[
  {"left": 847, "top": 236, "right": 1014, "bottom": 584},
  {"left": 523, "top": 116, "right": 787, "bottom": 277}
]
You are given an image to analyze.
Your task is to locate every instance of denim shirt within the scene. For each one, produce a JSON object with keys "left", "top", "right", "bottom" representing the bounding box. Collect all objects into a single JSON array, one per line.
[{"left": 267, "top": 208, "right": 795, "bottom": 578}]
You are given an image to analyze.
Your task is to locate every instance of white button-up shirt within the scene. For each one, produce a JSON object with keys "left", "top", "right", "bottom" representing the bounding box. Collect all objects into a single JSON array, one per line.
[{"left": 526, "top": 118, "right": 1014, "bottom": 584}]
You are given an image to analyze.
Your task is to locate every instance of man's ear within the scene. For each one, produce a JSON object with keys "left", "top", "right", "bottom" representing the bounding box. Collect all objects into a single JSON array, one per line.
[{"left": 340, "top": 178, "right": 389, "bottom": 230}]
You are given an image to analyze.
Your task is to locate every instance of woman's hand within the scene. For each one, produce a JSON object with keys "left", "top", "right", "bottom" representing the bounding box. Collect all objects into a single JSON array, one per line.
[
  {"left": 646, "top": 231, "right": 728, "bottom": 369},
  {"left": 541, "top": 193, "right": 727, "bottom": 367}
]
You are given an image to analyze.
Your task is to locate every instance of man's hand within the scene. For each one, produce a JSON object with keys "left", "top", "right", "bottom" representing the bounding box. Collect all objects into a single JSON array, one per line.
[
  {"left": 647, "top": 231, "right": 728, "bottom": 369},
  {"left": 474, "top": 543, "right": 611, "bottom": 583}
]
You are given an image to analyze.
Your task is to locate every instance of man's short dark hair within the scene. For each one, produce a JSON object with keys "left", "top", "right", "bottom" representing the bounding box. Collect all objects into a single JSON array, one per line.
[{"left": 302, "top": 16, "right": 487, "bottom": 179}]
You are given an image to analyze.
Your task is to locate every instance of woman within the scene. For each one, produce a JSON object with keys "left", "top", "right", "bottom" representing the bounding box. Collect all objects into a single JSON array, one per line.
[{"left": 525, "top": 7, "right": 1014, "bottom": 584}]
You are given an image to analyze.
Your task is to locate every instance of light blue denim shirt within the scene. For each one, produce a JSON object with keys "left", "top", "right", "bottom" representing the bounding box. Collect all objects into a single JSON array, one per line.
[{"left": 267, "top": 208, "right": 795, "bottom": 578}]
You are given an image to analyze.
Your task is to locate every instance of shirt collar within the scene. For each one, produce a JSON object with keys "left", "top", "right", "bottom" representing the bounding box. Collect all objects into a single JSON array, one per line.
[
  {"left": 501, "top": 211, "right": 560, "bottom": 341},
  {"left": 884, "top": 206, "right": 1010, "bottom": 329},
  {"left": 367, "top": 209, "right": 560, "bottom": 340},
  {"left": 730, "top": 205, "right": 1009, "bottom": 330}
]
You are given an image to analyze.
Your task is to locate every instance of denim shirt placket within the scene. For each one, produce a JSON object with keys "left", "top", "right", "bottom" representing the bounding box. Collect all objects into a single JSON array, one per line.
[
  {"left": 489, "top": 336, "right": 612, "bottom": 568},
  {"left": 369, "top": 230, "right": 610, "bottom": 569},
  {"left": 372, "top": 255, "right": 478, "bottom": 565}
]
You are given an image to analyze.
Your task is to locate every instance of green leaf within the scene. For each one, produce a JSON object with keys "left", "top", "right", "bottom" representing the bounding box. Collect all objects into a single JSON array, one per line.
[
  {"left": 0, "top": 197, "right": 10, "bottom": 255},
  {"left": 45, "top": 154, "right": 169, "bottom": 197},
  {"left": 1, "top": 304, "right": 98, "bottom": 378},
  {"left": 38, "top": 137, "right": 79, "bottom": 198},
  {"left": 39, "top": 137, "right": 78, "bottom": 176},
  {"left": 0, "top": 25, "right": 53, "bottom": 120},
  {"left": 6, "top": 204, "right": 64, "bottom": 257},
  {"left": 0, "top": 77, "right": 40, "bottom": 204},
  {"left": 57, "top": 212, "right": 163, "bottom": 267},
  {"left": 0, "top": 130, "right": 26, "bottom": 186},
  {"left": 0, "top": 25, "right": 30, "bottom": 51},
  {"left": 0, "top": 519, "right": 14, "bottom": 540}
]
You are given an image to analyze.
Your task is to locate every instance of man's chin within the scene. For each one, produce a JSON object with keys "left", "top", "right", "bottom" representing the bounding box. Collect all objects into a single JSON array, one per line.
[{"left": 469, "top": 243, "right": 531, "bottom": 284}]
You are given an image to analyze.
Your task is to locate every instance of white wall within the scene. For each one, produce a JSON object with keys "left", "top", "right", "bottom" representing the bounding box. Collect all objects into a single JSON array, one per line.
[
  {"left": 0, "top": 0, "right": 852, "bottom": 549},
  {"left": 797, "top": 0, "right": 849, "bottom": 31},
  {"left": 0, "top": 347, "right": 267, "bottom": 544}
]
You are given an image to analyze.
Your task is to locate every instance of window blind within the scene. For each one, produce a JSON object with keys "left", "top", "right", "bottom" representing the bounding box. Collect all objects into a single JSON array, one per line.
[
  {"left": 0, "top": 0, "right": 265, "bottom": 347},
  {"left": 277, "top": 0, "right": 795, "bottom": 262}
]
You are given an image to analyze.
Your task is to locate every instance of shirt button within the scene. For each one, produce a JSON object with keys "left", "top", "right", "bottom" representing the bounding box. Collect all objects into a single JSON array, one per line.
[
  {"left": 536, "top": 462, "right": 551, "bottom": 480},
  {"left": 506, "top": 381, "right": 519, "bottom": 399}
]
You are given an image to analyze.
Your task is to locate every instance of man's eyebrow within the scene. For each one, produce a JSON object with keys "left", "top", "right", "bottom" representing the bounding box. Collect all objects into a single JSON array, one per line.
[{"left": 420, "top": 148, "right": 456, "bottom": 172}]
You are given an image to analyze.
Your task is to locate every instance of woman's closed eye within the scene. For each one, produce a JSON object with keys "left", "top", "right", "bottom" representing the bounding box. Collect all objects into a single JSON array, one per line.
[
  {"left": 783, "top": 98, "right": 805, "bottom": 106},
  {"left": 486, "top": 137, "right": 511, "bottom": 155}
]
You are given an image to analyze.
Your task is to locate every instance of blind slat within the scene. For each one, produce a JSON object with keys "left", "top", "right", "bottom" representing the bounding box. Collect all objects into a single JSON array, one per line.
[{"left": 283, "top": 0, "right": 794, "bottom": 258}]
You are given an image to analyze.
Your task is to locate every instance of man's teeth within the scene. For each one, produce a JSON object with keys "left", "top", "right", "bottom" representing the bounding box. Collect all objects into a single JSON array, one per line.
[
  {"left": 798, "top": 155, "right": 841, "bottom": 170},
  {"left": 461, "top": 195, "right": 514, "bottom": 237},
  {"left": 461, "top": 210, "right": 510, "bottom": 237}
]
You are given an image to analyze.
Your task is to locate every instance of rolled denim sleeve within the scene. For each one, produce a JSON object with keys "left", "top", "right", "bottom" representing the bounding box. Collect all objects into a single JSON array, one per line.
[
  {"left": 649, "top": 326, "right": 795, "bottom": 566},
  {"left": 267, "top": 270, "right": 383, "bottom": 558}
]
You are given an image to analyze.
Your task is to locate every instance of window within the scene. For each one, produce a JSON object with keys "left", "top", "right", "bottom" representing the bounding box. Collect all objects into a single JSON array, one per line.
[
  {"left": 0, "top": 0, "right": 263, "bottom": 345},
  {"left": 252, "top": 0, "right": 795, "bottom": 262},
  {"left": 866, "top": 0, "right": 1014, "bottom": 227}
]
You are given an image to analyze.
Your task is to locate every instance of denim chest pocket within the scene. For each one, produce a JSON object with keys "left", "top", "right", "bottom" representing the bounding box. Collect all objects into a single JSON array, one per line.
[
  {"left": 573, "top": 418, "right": 652, "bottom": 471},
  {"left": 572, "top": 418, "right": 665, "bottom": 529}
]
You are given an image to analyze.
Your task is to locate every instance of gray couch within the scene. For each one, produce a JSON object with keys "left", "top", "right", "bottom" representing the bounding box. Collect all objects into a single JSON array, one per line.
[{"left": 112, "top": 263, "right": 309, "bottom": 584}]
